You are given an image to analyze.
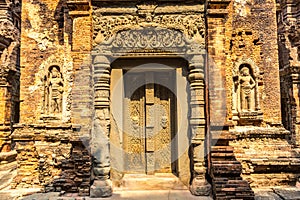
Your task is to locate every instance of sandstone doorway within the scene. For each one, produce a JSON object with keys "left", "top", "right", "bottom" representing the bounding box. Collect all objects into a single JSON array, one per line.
[
  {"left": 109, "top": 58, "right": 193, "bottom": 190},
  {"left": 123, "top": 70, "right": 177, "bottom": 175}
]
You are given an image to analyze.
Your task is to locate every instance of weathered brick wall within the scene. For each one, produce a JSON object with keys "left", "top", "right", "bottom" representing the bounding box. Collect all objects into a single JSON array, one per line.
[
  {"left": 228, "top": 0, "right": 281, "bottom": 125},
  {"left": 12, "top": 0, "right": 93, "bottom": 195},
  {"left": 207, "top": 10, "right": 229, "bottom": 126},
  {"left": 12, "top": 125, "right": 91, "bottom": 195},
  {"left": 211, "top": 0, "right": 300, "bottom": 189},
  {"left": 19, "top": 0, "right": 73, "bottom": 123}
]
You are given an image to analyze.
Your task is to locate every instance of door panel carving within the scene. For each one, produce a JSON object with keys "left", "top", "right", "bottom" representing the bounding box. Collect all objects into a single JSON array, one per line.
[
  {"left": 124, "top": 74, "right": 146, "bottom": 173},
  {"left": 124, "top": 71, "right": 175, "bottom": 174}
]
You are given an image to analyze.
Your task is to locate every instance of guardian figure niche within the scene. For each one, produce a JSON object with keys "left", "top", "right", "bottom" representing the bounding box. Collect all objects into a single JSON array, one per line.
[
  {"left": 44, "top": 66, "right": 63, "bottom": 115},
  {"left": 239, "top": 66, "right": 256, "bottom": 111},
  {"left": 232, "top": 63, "right": 262, "bottom": 125}
]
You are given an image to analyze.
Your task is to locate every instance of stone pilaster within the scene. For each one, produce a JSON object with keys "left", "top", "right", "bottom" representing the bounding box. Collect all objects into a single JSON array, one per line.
[
  {"left": 90, "top": 55, "right": 112, "bottom": 198},
  {"left": 0, "top": 84, "right": 12, "bottom": 153},
  {"left": 188, "top": 54, "right": 211, "bottom": 196}
]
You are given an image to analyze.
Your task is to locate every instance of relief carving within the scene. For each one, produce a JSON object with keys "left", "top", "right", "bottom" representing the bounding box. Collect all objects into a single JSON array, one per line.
[
  {"left": 44, "top": 66, "right": 63, "bottom": 115},
  {"left": 288, "top": 25, "right": 300, "bottom": 46},
  {"left": 232, "top": 60, "right": 263, "bottom": 124},
  {"left": 238, "top": 66, "right": 256, "bottom": 111},
  {"left": 112, "top": 28, "right": 186, "bottom": 52},
  {"left": 161, "top": 116, "right": 168, "bottom": 129},
  {"left": 131, "top": 115, "right": 139, "bottom": 130},
  {"left": 93, "top": 11, "right": 205, "bottom": 46},
  {"left": 136, "top": 2, "right": 158, "bottom": 22}
]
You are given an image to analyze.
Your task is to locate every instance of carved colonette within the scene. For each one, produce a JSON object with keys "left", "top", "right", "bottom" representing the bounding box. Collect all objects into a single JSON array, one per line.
[
  {"left": 90, "top": 54, "right": 112, "bottom": 197},
  {"left": 189, "top": 54, "right": 211, "bottom": 195}
]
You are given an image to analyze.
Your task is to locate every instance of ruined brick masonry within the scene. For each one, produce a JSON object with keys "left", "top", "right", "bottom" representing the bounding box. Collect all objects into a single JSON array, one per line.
[{"left": 0, "top": 0, "right": 299, "bottom": 199}]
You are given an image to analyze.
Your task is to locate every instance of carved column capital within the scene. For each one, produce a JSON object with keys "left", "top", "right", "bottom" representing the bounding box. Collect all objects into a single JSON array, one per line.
[{"left": 93, "top": 55, "right": 110, "bottom": 109}]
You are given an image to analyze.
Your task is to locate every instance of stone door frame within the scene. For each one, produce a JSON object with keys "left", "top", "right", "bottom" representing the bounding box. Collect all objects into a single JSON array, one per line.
[{"left": 90, "top": 27, "right": 210, "bottom": 197}]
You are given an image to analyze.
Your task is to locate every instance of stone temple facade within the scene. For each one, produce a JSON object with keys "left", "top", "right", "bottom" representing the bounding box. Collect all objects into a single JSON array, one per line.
[{"left": 0, "top": 0, "right": 299, "bottom": 199}]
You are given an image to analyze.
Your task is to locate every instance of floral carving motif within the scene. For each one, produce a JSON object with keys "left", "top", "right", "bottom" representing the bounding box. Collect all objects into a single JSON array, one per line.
[
  {"left": 111, "top": 28, "right": 186, "bottom": 52},
  {"left": 93, "top": 13, "right": 205, "bottom": 44}
]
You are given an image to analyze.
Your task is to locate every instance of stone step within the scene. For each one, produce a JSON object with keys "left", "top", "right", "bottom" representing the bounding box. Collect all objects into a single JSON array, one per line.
[
  {"left": 211, "top": 152, "right": 235, "bottom": 158},
  {"left": 211, "top": 146, "right": 234, "bottom": 152},
  {"left": 119, "top": 173, "right": 188, "bottom": 191}
]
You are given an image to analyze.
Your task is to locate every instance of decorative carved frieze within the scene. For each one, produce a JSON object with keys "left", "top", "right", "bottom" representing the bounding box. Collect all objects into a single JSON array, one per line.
[
  {"left": 93, "top": 12, "right": 205, "bottom": 46},
  {"left": 111, "top": 28, "right": 187, "bottom": 53}
]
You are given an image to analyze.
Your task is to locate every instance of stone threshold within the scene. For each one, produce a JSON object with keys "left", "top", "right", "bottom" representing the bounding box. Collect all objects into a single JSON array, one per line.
[{"left": 116, "top": 173, "right": 188, "bottom": 191}]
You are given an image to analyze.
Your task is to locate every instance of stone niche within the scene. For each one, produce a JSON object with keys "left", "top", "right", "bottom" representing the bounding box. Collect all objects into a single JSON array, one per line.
[
  {"left": 232, "top": 58, "right": 263, "bottom": 125},
  {"left": 42, "top": 65, "right": 64, "bottom": 118}
]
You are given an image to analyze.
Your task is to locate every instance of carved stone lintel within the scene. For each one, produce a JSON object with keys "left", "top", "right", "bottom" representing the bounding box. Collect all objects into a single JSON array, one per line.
[
  {"left": 112, "top": 28, "right": 186, "bottom": 51},
  {"left": 93, "top": 12, "right": 205, "bottom": 45}
]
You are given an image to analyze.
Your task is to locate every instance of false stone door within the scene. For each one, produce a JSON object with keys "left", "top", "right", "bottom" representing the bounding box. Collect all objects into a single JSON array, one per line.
[{"left": 123, "top": 70, "right": 176, "bottom": 174}]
